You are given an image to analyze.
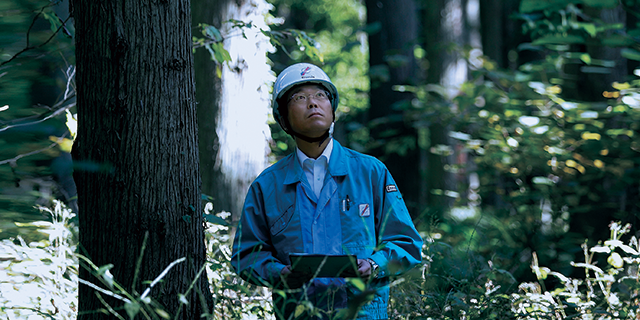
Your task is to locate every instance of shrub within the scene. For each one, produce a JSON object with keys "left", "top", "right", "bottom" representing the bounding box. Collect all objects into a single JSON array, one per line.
[
  {"left": 5, "top": 201, "right": 640, "bottom": 320},
  {"left": 0, "top": 200, "right": 78, "bottom": 319}
]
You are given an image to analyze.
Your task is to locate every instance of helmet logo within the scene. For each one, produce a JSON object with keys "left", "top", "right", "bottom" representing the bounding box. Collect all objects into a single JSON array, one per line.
[{"left": 300, "top": 66, "right": 315, "bottom": 79}]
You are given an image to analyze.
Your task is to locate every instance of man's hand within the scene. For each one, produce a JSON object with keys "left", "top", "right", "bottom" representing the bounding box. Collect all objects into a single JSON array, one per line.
[
  {"left": 342, "top": 259, "right": 372, "bottom": 278},
  {"left": 356, "top": 259, "right": 372, "bottom": 277},
  {"left": 280, "top": 265, "right": 312, "bottom": 288}
]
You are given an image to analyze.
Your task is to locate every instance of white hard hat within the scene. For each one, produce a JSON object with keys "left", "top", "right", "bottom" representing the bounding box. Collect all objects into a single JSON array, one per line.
[{"left": 272, "top": 63, "right": 339, "bottom": 133}]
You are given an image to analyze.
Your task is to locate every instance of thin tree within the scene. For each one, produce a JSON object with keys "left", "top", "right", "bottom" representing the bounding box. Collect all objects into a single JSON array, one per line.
[
  {"left": 71, "top": 0, "right": 212, "bottom": 318},
  {"left": 365, "top": 0, "right": 426, "bottom": 217},
  {"left": 193, "top": 0, "right": 272, "bottom": 219}
]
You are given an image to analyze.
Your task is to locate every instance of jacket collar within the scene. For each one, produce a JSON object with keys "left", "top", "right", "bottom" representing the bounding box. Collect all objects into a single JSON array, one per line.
[{"left": 284, "top": 139, "right": 348, "bottom": 185}]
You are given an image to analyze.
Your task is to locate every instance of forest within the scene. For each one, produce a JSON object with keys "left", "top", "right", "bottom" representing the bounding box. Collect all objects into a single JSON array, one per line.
[{"left": 1, "top": 0, "right": 640, "bottom": 319}]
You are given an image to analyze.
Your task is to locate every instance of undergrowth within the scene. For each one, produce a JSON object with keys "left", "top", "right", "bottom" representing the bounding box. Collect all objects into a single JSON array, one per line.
[{"left": 2, "top": 201, "right": 639, "bottom": 319}]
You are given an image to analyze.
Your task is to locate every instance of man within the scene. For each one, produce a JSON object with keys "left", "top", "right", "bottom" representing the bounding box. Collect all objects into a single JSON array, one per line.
[{"left": 231, "top": 63, "right": 422, "bottom": 320}]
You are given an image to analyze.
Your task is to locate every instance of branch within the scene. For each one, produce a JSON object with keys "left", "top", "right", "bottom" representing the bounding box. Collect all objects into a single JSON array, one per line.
[
  {"left": 0, "top": 14, "right": 72, "bottom": 68},
  {"left": 0, "top": 97, "right": 75, "bottom": 133},
  {"left": 0, "top": 132, "right": 70, "bottom": 166}
]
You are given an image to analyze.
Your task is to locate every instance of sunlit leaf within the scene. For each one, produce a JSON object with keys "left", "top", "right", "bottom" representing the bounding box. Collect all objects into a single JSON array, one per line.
[
  {"left": 608, "top": 252, "right": 624, "bottom": 268},
  {"left": 590, "top": 246, "right": 611, "bottom": 253},
  {"left": 581, "top": 132, "right": 601, "bottom": 140},
  {"left": 580, "top": 53, "right": 591, "bottom": 65},
  {"left": 155, "top": 309, "right": 171, "bottom": 319},
  {"left": 347, "top": 277, "right": 366, "bottom": 291},
  {"left": 577, "top": 23, "right": 597, "bottom": 38},
  {"left": 294, "top": 305, "right": 306, "bottom": 317},
  {"left": 605, "top": 240, "right": 639, "bottom": 255},
  {"left": 532, "top": 177, "right": 554, "bottom": 185},
  {"left": 178, "top": 294, "right": 189, "bottom": 305},
  {"left": 97, "top": 264, "right": 115, "bottom": 288}
]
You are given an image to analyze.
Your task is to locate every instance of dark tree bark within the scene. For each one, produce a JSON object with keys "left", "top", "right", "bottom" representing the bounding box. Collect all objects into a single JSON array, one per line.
[
  {"left": 479, "top": 0, "right": 522, "bottom": 69},
  {"left": 365, "top": 0, "right": 425, "bottom": 217},
  {"left": 71, "top": 0, "right": 212, "bottom": 318}
]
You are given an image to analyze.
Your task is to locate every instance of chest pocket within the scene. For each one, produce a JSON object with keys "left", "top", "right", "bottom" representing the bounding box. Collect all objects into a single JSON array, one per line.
[
  {"left": 270, "top": 204, "right": 295, "bottom": 236},
  {"left": 341, "top": 196, "right": 376, "bottom": 255}
]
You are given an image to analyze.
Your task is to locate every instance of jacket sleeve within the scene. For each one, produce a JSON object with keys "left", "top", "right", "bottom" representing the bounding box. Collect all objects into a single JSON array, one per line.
[
  {"left": 230, "top": 182, "right": 286, "bottom": 287},
  {"left": 370, "top": 167, "right": 423, "bottom": 278}
]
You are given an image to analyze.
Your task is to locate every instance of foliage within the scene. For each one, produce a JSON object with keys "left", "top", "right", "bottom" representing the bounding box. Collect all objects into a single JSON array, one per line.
[
  {"left": 6, "top": 201, "right": 640, "bottom": 319},
  {"left": 266, "top": 0, "right": 369, "bottom": 157},
  {"left": 0, "top": 0, "right": 76, "bottom": 239},
  {"left": 385, "top": 221, "right": 640, "bottom": 319},
  {"left": 192, "top": 19, "right": 326, "bottom": 79},
  {"left": 202, "top": 203, "right": 273, "bottom": 319},
  {"left": 370, "top": 0, "right": 640, "bottom": 282},
  {"left": 512, "top": 221, "right": 640, "bottom": 319},
  {"left": 0, "top": 200, "right": 78, "bottom": 319}
]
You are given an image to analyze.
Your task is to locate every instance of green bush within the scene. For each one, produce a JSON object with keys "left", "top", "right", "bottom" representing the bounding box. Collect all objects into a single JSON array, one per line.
[
  {"left": 4, "top": 201, "right": 640, "bottom": 319},
  {"left": 0, "top": 200, "right": 78, "bottom": 319}
]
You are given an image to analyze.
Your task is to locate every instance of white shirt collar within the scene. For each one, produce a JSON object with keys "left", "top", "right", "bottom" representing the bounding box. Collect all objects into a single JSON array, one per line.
[{"left": 297, "top": 138, "right": 333, "bottom": 167}]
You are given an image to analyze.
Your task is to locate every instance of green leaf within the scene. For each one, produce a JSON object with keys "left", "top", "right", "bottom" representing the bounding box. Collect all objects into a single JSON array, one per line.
[
  {"left": 519, "top": 0, "right": 567, "bottom": 13},
  {"left": 201, "top": 194, "right": 214, "bottom": 201},
  {"left": 182, "top": 215, "right": 192, "bottom": 223},
  {"left": 294, "top": 305, "right": 306, "bottom": 317},
  {"left": 42, "top": 10, "right": 62, "bottom": 33},
  {"left": 577, "top": 23, "right": 597, "bottom": 38},
  {"left": 347, "top": 278, "right": 366, "bottom": 291},
  {"left": 202, "top": 24, "right": 223, "bottom": 42},
  {"left": 210, "top": 42, "right": 232, "bottom": 64},
  {"left": 97, "top": 264, "right": 115, "bottom": 288},
  {"left": 203, "top": 213, "right": 229, "bottom": 226},
  {"left": 580, "top": 53, "right": 591, "bottom": 65},
  {"left": 276, "top": 141, "right": 288, "bottom": 151},
  {"left": 155, "top": 308, "right": 171, "bottom": 319},
  {"left": 621, "top": 48, "right": 640, "bottom": 61},
  {"left": 124, "top": 301, "right": 140, "bottom": 319},
  {"left": 532, "top": 34, "right": 585, "bottom": 45}
]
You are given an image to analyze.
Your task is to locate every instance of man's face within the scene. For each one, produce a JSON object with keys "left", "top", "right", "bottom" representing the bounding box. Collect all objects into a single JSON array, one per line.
[{"left": 286, "top": 84, "right": 333, "bottom": 138}]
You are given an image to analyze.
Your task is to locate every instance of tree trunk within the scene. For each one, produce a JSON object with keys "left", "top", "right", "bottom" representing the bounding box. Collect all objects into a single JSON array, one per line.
[
  {"left": 194, "top": 0, "right": 271, "bottom": 219},
  {"left": 71, "top": 0, "right": 212, "bottom": 318},
  {"left": 479, "top": 0, "right": 522, "bottom": 69},
  {"left": 365, "top": 0, "right": 424, "bottom": 217},
  {"left": 421, "top": 0, "right": 468, "bottom": 217}
]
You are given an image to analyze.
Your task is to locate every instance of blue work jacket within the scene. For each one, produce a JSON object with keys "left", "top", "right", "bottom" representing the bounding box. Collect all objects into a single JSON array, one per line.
[{"left": 231, "top": 140, "right": 422, "bottom": 319}]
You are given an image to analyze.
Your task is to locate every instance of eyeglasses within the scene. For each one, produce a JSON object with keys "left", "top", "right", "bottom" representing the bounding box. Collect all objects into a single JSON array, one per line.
[{"left": 288, "top": 90, "right": 330, "bottom": 105}]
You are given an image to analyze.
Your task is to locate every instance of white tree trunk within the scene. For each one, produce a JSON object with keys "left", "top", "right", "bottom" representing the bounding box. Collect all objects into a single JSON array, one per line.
[{"left": 215, "top": 0, "right": 273, "bottom": 218}]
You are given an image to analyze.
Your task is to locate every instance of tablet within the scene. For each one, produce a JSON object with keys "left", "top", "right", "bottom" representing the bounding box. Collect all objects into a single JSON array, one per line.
[{"left": 289, "top": 253, "right": 358, "bottom": 278}]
